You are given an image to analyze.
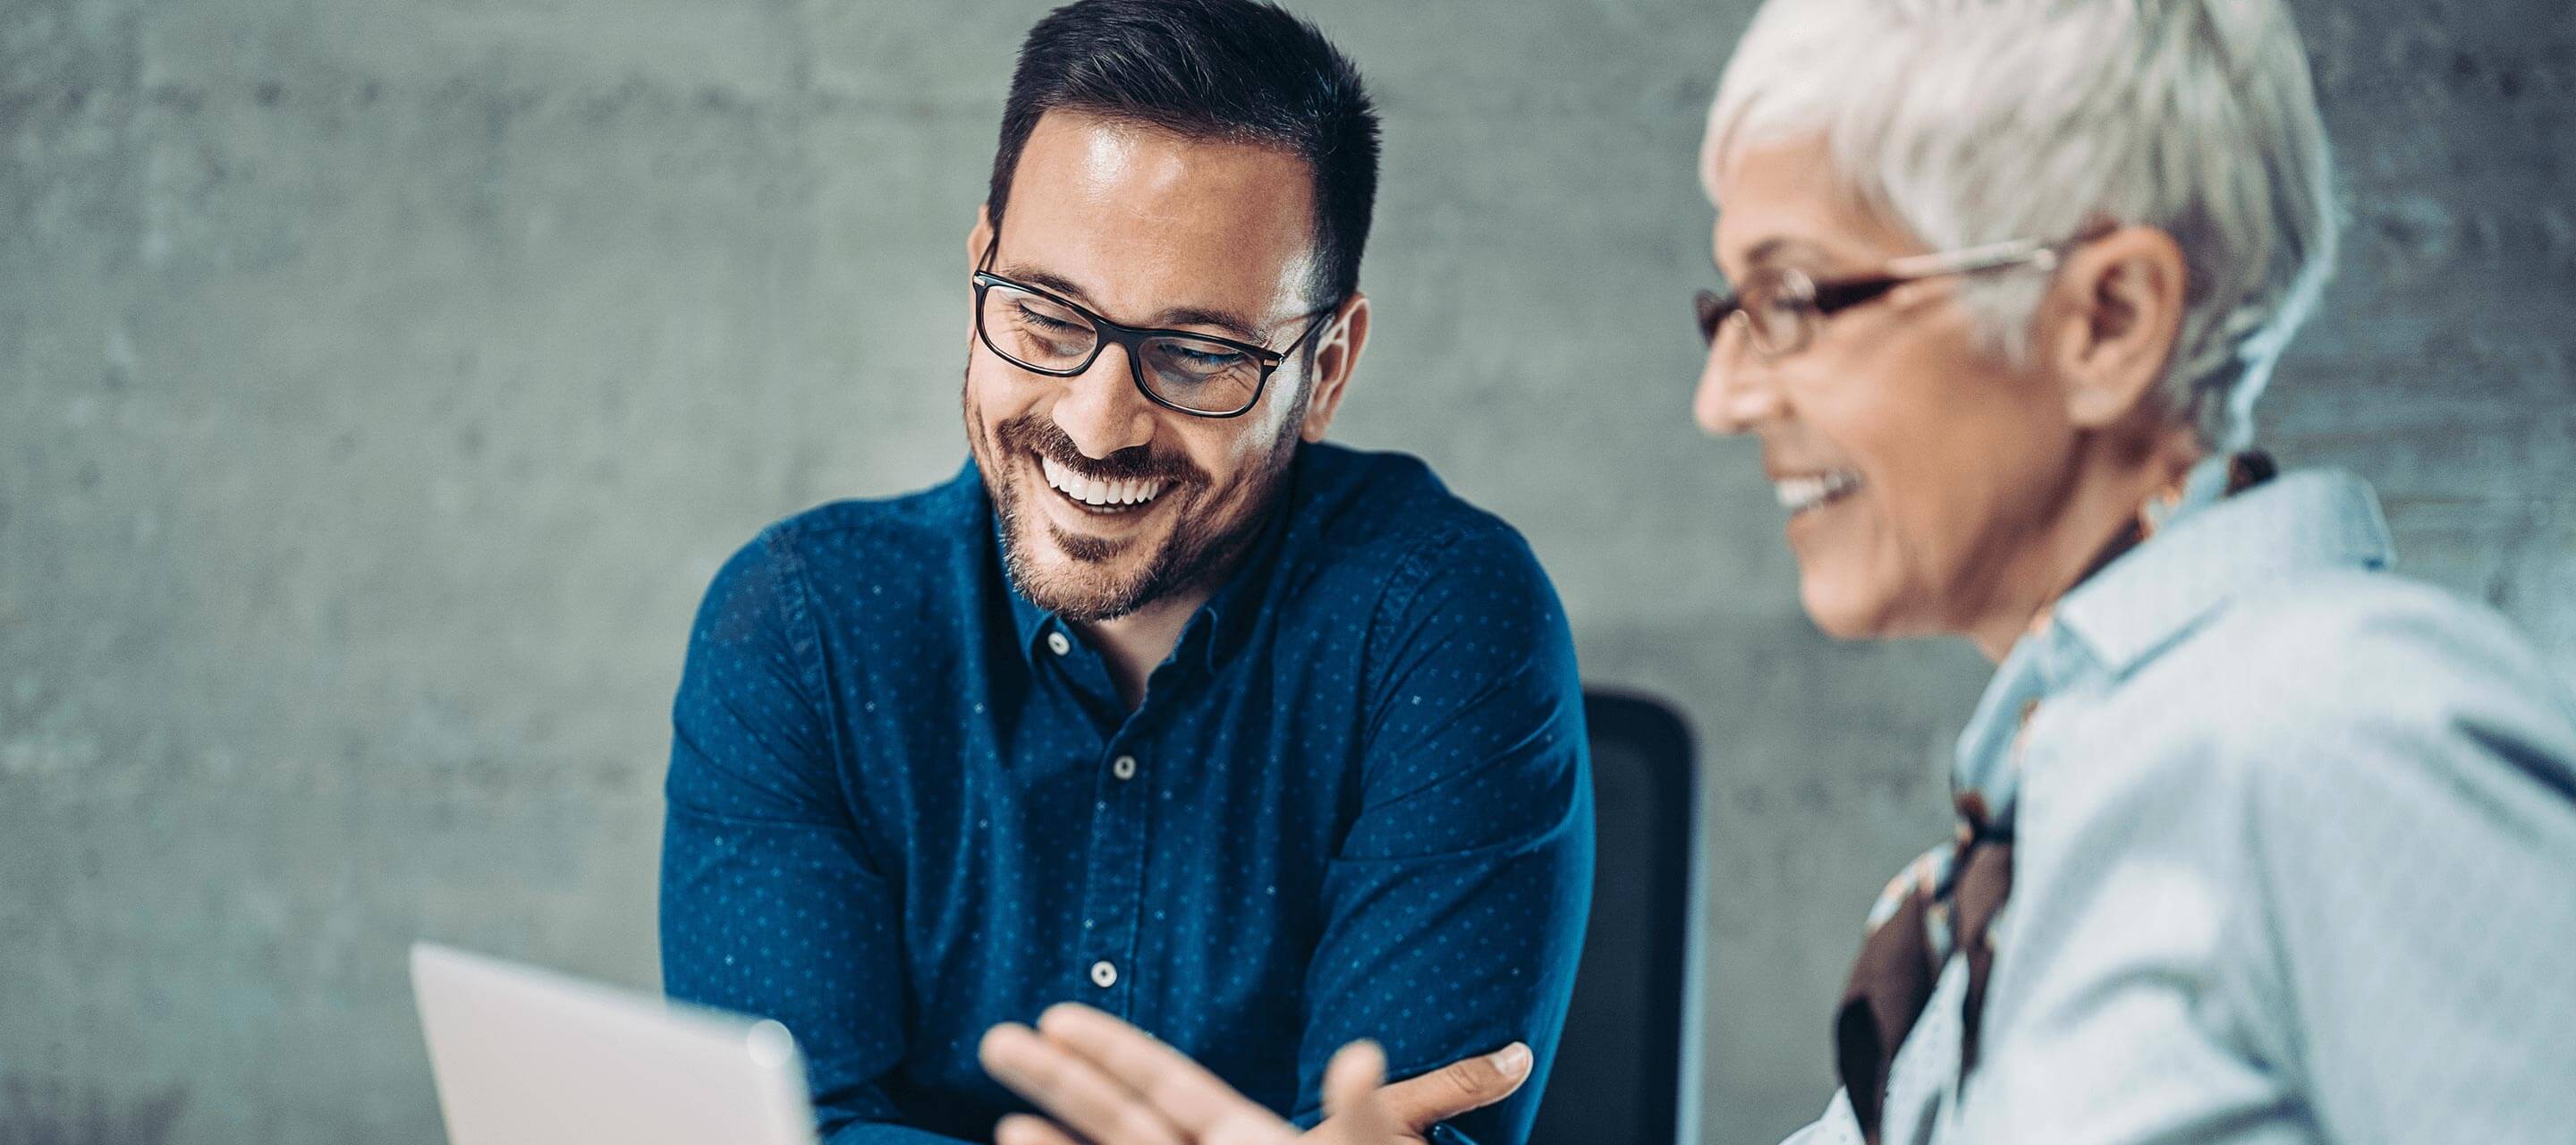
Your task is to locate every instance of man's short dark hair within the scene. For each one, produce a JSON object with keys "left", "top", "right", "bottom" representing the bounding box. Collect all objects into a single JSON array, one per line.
[{"left": 987, "top": 0, "right": 1381, "bottom": 308}]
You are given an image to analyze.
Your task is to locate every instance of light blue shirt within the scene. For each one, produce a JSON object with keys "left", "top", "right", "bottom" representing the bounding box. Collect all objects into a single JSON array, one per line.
[{"left": 1788, "top": 464, "right": 2576, "bottom": 1145}]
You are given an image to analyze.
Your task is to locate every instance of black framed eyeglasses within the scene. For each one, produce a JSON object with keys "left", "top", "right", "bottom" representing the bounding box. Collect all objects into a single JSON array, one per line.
[
  {"left": 1694, "top": 237, "right": 2070, "bottom": 359},
  {"left": 972, "top": 244, "right": 1342, "bottom": 420}
]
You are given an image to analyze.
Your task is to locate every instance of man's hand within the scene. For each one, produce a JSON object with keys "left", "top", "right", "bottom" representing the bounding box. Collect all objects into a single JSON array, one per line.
[{"left": 979, "top": 1003, "right": 1532, "bottom": 1145}]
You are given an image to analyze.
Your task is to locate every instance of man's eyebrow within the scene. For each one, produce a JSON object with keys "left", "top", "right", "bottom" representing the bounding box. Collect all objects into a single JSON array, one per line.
[
  {"left": 1002, "top": 266, "right": 1266, "bottom": 343},
  {"left": 1145, "top": 306, "right": 1266, "bottom": 343}
]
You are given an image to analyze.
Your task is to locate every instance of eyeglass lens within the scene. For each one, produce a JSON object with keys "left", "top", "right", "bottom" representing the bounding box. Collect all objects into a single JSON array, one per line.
[{"left": 1697, "top": 271, "right": 1813, "bottom": 357}]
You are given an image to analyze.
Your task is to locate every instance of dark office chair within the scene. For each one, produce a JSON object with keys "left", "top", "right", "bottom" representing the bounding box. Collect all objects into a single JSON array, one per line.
[{"left": 1528, "top": 690, "right": 1697, "bottom": 1145}]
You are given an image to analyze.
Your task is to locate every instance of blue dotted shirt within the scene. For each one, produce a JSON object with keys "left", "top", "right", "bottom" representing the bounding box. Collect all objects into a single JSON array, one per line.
[{"left": 660, "top": 442, "right": 1594, "bottom": 1145}]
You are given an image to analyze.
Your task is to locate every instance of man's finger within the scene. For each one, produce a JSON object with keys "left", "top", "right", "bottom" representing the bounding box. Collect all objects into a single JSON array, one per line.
[
  {"left": 1373, "top": 1043, "right": 1532, "bottom": 1133},
  {"left": 1034, "top": 1003, "right": 1287, "bottom": 1135},
  {"left": 996, "top": 1114, "right": 1089, "bottom": 1145},
  {"left": 1321, "top": 1040, "right": 1398, "bottom": 1144},
  {"left": 979, "top": 1022, "right": 1189, "bottom": 1145}
]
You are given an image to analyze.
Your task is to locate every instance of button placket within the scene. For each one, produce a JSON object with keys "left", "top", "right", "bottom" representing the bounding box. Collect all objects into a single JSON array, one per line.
[{"left": 1074, "top": 734, "right": 1153, "bottom": 1016}]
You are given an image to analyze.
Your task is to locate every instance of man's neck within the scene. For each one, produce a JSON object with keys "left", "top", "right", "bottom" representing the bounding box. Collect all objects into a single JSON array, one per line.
[
  {"left": 1077, "top": 582, "right": 1218, "bottom": 711},
  {"left": 1072, "top": 479, "right": 1292, "bottom": 710}
]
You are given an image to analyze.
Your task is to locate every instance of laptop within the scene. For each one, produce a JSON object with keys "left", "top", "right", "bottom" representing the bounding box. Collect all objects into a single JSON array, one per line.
[{"left": 411, "top": 943, "right": 818, "bottom": 1145}]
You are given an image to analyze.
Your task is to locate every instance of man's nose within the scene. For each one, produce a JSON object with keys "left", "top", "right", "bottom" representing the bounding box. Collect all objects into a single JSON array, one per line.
[
  {"left": 1692, "top": 318, "right": 1783, "bottom": 437},
  {"left": 1049, "top": 344, "right": 1158, "bottom": 459}
]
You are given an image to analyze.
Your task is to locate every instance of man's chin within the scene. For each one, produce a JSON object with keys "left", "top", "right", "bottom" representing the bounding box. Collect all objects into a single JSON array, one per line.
[
  {"left": 1013, "top": 569, "right": 1157, "bottom": 623},
  {"left": 1004, "top": 524, "right": 1166, "bottom": 622}
]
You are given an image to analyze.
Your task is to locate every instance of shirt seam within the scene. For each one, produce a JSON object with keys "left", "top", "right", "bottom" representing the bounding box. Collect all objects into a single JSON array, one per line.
[
  {"left": 1355, "top": 517, "right": 1479, "bottom": 787},
  {"left": 758, "top": 522, "right": 865, "bottom": 841}
]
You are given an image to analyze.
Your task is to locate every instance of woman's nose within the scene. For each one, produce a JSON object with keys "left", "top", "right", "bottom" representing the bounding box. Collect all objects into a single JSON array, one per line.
[{"left": 1693, "top": 318, "right": 1782, "bottom": 437}]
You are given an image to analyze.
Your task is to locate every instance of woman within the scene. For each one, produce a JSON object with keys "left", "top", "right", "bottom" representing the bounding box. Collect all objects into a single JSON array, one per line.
[{"left": 977, "top": 1, "right": 2576, "bottom": 1141}]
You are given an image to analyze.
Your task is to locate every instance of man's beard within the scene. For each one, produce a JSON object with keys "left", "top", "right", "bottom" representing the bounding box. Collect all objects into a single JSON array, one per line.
[{"left": 967, "top": 375, "right": 1305, "bottom": 623}]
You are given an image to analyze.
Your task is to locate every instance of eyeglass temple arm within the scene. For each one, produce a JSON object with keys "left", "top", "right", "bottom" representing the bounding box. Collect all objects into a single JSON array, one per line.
[
  {"left": 1811, "top": 238, "right": 2064, "bottom": 313},
  {"left": 1881, "top": 237, "right": 2062, "bottom": 279}
]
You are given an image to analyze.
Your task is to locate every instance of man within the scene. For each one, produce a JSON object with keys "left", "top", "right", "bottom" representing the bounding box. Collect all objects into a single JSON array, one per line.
[{"left": 658, "top": 3, "right": 1594, "bottom": 1143}]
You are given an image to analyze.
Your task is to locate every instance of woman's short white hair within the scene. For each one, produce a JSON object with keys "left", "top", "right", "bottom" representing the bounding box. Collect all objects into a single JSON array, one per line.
[{"left": 1702, "top": 0, "right": 2338, "bottom": 450}]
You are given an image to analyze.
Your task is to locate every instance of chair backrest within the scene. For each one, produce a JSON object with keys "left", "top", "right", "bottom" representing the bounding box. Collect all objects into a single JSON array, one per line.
[{"left": 1528, "top": 689, "right": 1697, "bottom": 1145}]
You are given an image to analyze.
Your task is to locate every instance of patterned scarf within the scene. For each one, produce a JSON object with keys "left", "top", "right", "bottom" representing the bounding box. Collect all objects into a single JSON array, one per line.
[{"left": 1832, "top": 452, "right": 2275, "bottom": 1143}]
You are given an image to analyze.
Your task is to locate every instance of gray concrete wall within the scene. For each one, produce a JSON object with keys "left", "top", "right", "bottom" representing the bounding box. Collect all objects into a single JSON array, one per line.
[{"left": 3, "top": 0, "right": 2569, "bottom": 1141}]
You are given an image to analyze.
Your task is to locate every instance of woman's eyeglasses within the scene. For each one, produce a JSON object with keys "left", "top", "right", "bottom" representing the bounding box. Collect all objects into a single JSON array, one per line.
[{"left": 1695, "top": 237, "right": 2070, "bottom": 359}]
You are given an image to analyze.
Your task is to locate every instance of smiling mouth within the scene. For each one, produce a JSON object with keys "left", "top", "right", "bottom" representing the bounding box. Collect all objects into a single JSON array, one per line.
[
  {"left": 1038, "top": 453, "right": 1173, "bottom": 515},
  {"left": 1775, "top": 470, "right": 1864, "bottom": 515}
]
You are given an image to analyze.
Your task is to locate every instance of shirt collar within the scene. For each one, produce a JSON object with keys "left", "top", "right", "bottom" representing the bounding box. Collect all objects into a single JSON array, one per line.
[
  {"left": 957, "top": 458, "right": 1055, "bottom": 668},
  {"left": 2052, "top": 462, "right": 2395, "bottom": 680},
  {"left": 1951, "top": 460, "right": 2394, "bottom": 816},
  {"left": 1185, "top": 479, "right": 1297, "bottom": 673},
  {"left": 1003, "top": 556, "right": 1057, "bottom": 668},
  {"left": 989, "top": 507, "right": 1077, "bottom": 671}
]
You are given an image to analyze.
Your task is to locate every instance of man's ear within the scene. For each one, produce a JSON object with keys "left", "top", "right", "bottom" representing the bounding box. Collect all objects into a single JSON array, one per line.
[
  {"left": 966, "top": 206, "right": 995, "bottom": 339},
  {"left": 968, "top": 205, "right": 995, "bottom": 271},
  {"left": 2044, "top": 225, "right": 2189, "bottom": 432},
  {"left": 1299, "top": 293, "right": 1371, "bottom": 444}
]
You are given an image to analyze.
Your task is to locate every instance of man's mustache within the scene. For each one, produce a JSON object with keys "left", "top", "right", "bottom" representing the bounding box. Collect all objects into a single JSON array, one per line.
[{"left": 996, "top": 416, "right": 1205, "bottom": 486}]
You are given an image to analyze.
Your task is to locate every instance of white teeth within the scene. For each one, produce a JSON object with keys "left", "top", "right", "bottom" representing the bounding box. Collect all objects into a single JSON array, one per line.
[
  {"left": 1775, "top": 470, "right": 1863, "bottom": 513},
  {"left": 1039, "top": 454, "right": 1167, "bottom": 509}
]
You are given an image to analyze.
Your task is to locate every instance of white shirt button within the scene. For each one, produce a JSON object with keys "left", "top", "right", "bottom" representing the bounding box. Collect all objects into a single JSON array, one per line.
[
  {"left": 1089, "top": 960, "right": 1118, "bottom": 988},
  {"left": 1046, "top": 632, "right": 1072, "bottom": 657},
  {"left": 1111, "top": 755, "right": 1138, "bottom": 781}
]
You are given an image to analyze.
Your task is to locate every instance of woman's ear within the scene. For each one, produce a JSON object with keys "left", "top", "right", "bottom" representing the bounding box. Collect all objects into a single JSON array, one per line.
[
  {"left": 1299, "top": 293, "right": 1371, "bottom": 443},
  {"left": 2045, "top": 225, "right": 2189, "bottom": 431}
]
